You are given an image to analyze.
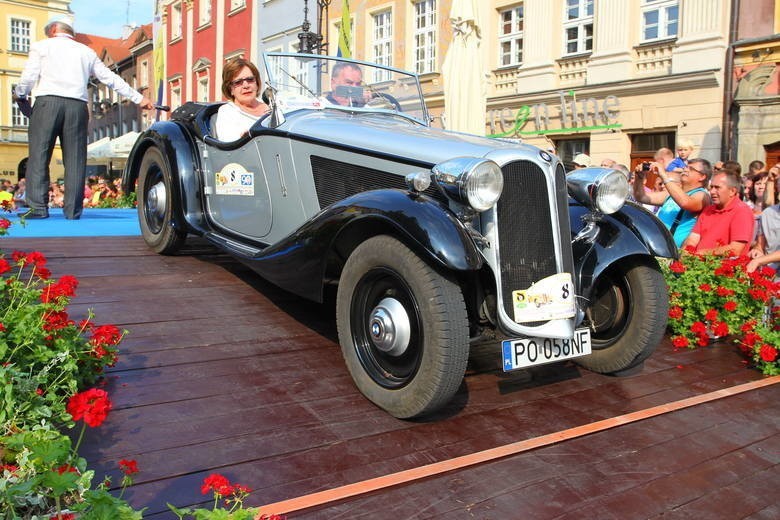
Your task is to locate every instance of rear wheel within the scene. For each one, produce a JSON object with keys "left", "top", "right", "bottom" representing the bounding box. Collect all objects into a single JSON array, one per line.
[
  {"left": 576, "top": 260, "right": 667, "bottom": 375},
  {"left": 137, "top": 147, "right": 186, "bottom": 254},
  {"left": 336, "top": 235, "right": 469, "bottom": 419}
]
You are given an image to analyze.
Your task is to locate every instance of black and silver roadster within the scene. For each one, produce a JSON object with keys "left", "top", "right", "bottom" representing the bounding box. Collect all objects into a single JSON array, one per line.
[{"left": 124, "top": 53, "right": 675, "bottom": 419}]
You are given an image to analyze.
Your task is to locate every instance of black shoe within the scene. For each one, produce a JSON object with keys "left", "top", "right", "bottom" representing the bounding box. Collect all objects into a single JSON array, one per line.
[{"left": 19, "top": 209, "right": 49, "bottom": 219}]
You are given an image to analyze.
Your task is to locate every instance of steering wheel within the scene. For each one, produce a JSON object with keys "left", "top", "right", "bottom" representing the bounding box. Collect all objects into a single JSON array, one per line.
[{"left": 367, "top": 92, "right": 402, "bottom": 112}]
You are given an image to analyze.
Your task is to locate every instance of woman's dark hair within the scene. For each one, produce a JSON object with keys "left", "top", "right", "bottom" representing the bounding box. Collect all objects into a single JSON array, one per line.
[{"left": 221, "top": 58, "right": 261, "bottom": 101}]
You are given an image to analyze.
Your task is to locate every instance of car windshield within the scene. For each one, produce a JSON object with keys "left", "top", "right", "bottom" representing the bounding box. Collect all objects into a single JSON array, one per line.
[{"left": 262, "top": 52, "right": 429, "bottom": 124}]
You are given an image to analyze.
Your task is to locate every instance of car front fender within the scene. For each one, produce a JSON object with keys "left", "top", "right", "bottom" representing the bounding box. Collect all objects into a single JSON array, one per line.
[
  {"left": 569, "top": 201, "right": 677, "bottom": 299},
  {"left": 248, "top": 190, "right": 483, "bottom": 302},
  {"left": 123, "top": 122, "right": 208, "bottom": 234}
]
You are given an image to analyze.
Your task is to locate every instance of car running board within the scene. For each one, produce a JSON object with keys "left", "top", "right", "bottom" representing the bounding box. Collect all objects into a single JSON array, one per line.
[{"left": 203, "top": 232, "right": 267, "bottom": 259}]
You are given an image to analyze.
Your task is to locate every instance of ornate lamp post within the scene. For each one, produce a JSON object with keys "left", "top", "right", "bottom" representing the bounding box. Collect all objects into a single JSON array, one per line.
[{"left": 298, "top": 0, "right": 332, "bottom": 54}]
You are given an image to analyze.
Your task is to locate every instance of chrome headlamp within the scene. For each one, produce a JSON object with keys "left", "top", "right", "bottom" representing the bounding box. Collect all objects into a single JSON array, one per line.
[
  {"left": 567, "top": 168, "right": 629, "bottom": 214},
  {"left": 432, "top": 157, "right": 503, "bottom": 212}
]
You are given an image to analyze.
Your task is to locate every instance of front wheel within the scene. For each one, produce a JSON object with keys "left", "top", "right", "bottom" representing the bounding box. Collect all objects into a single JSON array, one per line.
[
  {"left": 136, "top": 146, "right": 186, "bottom": 254},
  {"left": 336, "top": 236, "right": 469, "bottom": 419},
  {"left": 576, "top": 260, "right": 668, "bottom": 375}
]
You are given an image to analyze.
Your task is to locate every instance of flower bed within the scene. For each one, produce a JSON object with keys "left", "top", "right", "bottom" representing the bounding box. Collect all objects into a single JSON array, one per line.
[
  {"left": 0, "top": 212, "right": 277, "bottom": 519},
  {"left": 662, "top": 251, "right": 780, "bottom": 375}
]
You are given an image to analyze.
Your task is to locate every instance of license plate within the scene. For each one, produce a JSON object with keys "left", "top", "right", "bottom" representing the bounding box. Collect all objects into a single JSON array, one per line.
[{"left": 501, "top": 328, "right": 592, "bottom": 371}]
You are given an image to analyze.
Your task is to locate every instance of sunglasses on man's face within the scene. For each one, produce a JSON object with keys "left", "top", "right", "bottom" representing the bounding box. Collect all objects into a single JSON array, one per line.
[{"left": 230, "top": 76, "right": 256, "bottom": 88}]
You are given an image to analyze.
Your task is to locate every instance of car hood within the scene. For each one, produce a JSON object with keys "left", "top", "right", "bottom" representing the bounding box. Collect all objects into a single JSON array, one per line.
[{"left": 280, "top": 109, "right": 536, "bottom": 166}]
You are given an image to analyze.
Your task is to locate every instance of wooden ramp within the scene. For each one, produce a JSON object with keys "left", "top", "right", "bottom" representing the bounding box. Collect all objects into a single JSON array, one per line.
[{"left": 3, "top": 236, "right": 777, "bottom": 519}]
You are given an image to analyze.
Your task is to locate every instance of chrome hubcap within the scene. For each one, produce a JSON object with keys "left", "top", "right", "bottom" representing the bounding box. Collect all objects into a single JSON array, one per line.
[
  {"left": 148, "top": 181, "right": 167, "bottom": 219},
  {"left": 368, "top": 297, "right": 410, "bottom": 356}
]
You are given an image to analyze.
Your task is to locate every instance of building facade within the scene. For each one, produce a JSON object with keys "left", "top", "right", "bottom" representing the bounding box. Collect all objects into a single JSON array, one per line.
[
  {"left": 0, "top": 0, "right": 70, "bottom": 182},
  {"left": 323, "top": 0, "right": 742, "bottom": 169},
  {"left": 158, "top": 0, "right": 257, "bottom": 112},
  {"left": 730, "top": 0, "right": 780, "bottom": 169},
  {"left": 82, "top": 26, "right": 153, "bottom": 143}
]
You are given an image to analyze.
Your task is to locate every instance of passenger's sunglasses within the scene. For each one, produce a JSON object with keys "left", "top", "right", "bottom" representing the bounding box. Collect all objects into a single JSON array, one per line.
[{"left": 230, "top": 76, "right": 256, "bottom": 88}]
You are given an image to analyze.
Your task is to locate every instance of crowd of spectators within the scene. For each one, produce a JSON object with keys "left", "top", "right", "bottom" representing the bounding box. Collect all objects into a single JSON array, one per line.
[
  {"left": 575, "top": 144, "right": 779, "bottom": 273},
  {"left": 0, "top": 174, "right": 126, "bottom": 211}
]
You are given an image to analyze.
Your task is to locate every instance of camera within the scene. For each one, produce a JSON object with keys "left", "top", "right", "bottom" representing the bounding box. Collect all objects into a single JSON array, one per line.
[{"left": 641, "top": 162, "right": 651, "bottom": 172}]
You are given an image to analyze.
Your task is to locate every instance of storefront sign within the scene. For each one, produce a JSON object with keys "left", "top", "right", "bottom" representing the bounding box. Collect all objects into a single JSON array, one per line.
[{"left": 488, "top": 90, "right": 621, "bottom": 138}]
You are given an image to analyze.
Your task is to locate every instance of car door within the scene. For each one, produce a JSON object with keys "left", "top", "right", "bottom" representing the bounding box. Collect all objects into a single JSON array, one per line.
[{"left": 201, "top": 139, "right": 273, "bottom": 240}]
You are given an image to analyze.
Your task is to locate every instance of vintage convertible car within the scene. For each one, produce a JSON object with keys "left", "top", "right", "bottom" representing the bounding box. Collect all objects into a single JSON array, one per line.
[{"left": 124, "top": 53, "right": 675, "bottom": 419}]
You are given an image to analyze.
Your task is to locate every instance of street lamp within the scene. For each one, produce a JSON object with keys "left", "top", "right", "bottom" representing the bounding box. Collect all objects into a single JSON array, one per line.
[{"left": 298, "top": 0, "right": 332, "bottom": 54}]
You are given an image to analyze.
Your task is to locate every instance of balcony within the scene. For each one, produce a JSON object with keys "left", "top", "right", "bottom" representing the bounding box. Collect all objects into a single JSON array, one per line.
[
  {"left": 0, "top": 126, "right": 29, "bottom": 144},
  {"left": 493, "top": 67, "right": 520, "bottom": 95},
  {"left": 557, "top": 55, "right": 590, "bottom": 86},
  {"left": 635, "top": 40, "right": 675, "bottom": 76}
]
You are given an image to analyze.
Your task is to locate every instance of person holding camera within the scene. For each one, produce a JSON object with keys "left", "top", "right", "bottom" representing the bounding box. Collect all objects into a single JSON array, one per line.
[
  {"left": 327, "top": 63, "right": 370, "bottom": 107},
  {"left": 633, "top": 157, "right": 712, "bottom": 248}
]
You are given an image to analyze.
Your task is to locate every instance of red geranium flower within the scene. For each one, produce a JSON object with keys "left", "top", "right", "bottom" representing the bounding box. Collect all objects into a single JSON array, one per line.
[
  {"left": 704, "top": 309, "right": 718, "bottom": 322},
  {"left": 56, "top": 464, "right": 78, "bottom": 475},
  {"left": 0, "top": 323, "right": 5, "bottom": 332},
  {"left": 712, "top": 321, "right": 729, "bottom": 337},
  {"left": 742, "top": 332, "right": 762, "bottom": 347},
  {"left": 696, "top": 335, "right": 709, "bottom": 347},
  {"left": 201, "top": 473, "right": 234, "bottom": 497},
  {"left": 40, "top": 275, "right": 79, "bottom": 304},
  {"left": 90, "top": 324, "right": 122, "bottom": 347},
  {"left": 691, "top": 321, "right": 707, "bottom": 335},
  {"left": 715, "top": 286, "right": 734, "bottom": 297},
  {"left": 740, "top": 321, "right": 756, "bottom": 333},
  {"left": 669, "top": 261, "right": 685, "bottom": 274},
  {"left": 723, "top": 300, "right": 737, "bottom": 312},
  {"left": 759, "top": 344, "right": 777, "bottom": 362},
  {"left": 748, "top": 288, "right": 769, "bottom": 302},
  {"left": 698, "top": 283, "right": 712, "bottom": 292},
  {"left": 672, "top": 336, "right": 689, "bottom": 348},
  {"left": 66, "top": 388, "right": 112, "bottom": 427},
  {"left": 119, "top": 459, "right": 139, "bottom": 476},
  {"left": 0, "top": 219, "right": 9, "bottom": 229},
  {"left": 668, "top": 306, "right": 683, "bottom": 320},
  {"left": 0, "top": 258, "right": 10, "bottom": 275}
]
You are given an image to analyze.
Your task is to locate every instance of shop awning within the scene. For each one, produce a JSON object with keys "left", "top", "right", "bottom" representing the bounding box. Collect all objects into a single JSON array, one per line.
[{"left": 86, "top": 132, "right": 140, "bottom": 166}]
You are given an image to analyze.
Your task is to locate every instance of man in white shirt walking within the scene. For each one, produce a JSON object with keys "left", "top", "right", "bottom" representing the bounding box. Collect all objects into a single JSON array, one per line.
[{"left": 13, "top": 15, "right": 154, "bottom": 220}]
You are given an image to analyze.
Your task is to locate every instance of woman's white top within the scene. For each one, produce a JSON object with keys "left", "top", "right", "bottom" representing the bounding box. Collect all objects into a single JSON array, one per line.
[{"left": 214, "top": 101, "right": 264, "bottom": 141}]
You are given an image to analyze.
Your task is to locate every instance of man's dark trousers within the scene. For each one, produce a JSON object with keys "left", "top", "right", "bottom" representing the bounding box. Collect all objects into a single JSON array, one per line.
[{"left": 26, "top": 95, "right": 88, "bottom": 219}]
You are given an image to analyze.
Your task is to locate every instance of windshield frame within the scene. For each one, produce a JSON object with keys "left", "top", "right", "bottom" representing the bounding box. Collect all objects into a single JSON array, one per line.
[{"left": 261, "top": 52, "right": 431, "bottom": 126}]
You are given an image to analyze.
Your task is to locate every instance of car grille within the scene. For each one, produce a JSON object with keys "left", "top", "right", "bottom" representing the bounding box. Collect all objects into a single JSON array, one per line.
[
  {"left": 310, "top": 155, "right": 446, "bottom": 208},
  {"left": 496, "top": 160, "right": 565, "bottom": 322}
]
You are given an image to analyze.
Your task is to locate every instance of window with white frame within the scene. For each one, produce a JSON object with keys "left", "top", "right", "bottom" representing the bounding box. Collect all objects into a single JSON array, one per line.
[
  {"left": 199, "top": 0, "right": 212, "bottom": 26},
  {"left": 10, "top": 84, "right": 28, "bottom": 127},
  {"left": 171, "top": 2, "right": 182, "bottom": 39},
  {"left": 11, "top": 19, "right": 31, "bottom": 53},
  {"left": 230, "top": 0, "right": 246, "bottom": 11},
  {"left": 197, "top": 76, "right": 209, "bottom": 102},
  {"left": 170, "top": 84, "right": 181, "bottom": 110},
  {"left": 499, "top": 5, "right": 523, "bottom": 67},
  {"left": 372, "top": 10, "right": 393, "bottom": 82},
  {"left": 413, "top": 0, "right": 437, "bottom": 74},
  {"left": 140, "top": 60, "right": 149, "bottom": 87},
  {"left": 563, "top": 0, "right": 593, "bottom": 55},
  {"left": 641, "top": 0, "right": 679, "bottom": 42}
]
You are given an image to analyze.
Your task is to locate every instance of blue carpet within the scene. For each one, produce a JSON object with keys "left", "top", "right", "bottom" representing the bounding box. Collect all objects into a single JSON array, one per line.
[{"left": 2, "top": 208, "right": 141, "bottom": 238}]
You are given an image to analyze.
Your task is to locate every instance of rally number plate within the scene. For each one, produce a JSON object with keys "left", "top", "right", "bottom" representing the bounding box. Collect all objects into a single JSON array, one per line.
[{"left": 501, "top": 328, "right": 592, "bottom": 372}]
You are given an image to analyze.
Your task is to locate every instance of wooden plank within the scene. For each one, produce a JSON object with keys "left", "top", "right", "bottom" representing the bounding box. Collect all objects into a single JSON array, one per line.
[{"left": 3, "top": 236, "right": 774, "bottom": 519}]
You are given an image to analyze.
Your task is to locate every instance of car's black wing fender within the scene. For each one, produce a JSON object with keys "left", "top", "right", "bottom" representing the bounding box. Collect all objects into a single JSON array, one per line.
[
  {"left": 239, "top": 189, "right": 483, "bottom": 303},
  {"left": 123, "top": 121, "right": 208, "bottom": 235},
  {"left": 569, "top": 200, "right": 677, "bottom": 300}
]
